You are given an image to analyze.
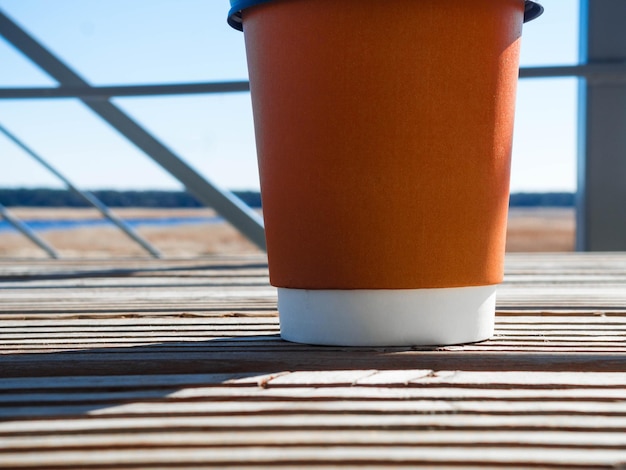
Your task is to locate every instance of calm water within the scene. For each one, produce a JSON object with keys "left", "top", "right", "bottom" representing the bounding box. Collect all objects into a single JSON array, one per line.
[{"left": 0, "top": 216, "right": 223, "bottom": 233}]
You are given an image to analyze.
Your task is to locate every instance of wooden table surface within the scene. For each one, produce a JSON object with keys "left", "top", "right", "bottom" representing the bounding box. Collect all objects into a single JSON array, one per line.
[{"left": 1, "top": 252, "right": 625, "bottom": 469}]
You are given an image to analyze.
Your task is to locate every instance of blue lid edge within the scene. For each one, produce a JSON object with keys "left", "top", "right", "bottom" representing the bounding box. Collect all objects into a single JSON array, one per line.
[
  {"left": 524, "top": 1, "right": 544, "bottom": 22},
  {"left": 228, "top": 0, "right": 274, "bottom": 30},
  {"left": 228, "top": 0, "right": 544, "bottom": 31}
]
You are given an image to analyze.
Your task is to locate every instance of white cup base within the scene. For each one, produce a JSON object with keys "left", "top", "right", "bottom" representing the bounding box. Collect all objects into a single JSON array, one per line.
[{"left": 277, "top": 285, "right": 496, "bottom": 346}]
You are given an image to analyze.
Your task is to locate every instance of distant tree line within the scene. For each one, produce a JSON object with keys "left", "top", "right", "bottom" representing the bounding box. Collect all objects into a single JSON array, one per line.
[
  {"left": 0, "top": 188, "right": 573, "bottom": 208},
  {"left": 508, "top": 192, "right": 574, "bottom": 207},
  {"left": 0, "top": 188, "right": 262, "bottom": 208}
]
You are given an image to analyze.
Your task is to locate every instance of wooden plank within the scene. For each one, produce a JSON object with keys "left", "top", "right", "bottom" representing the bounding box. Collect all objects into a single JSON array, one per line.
[
  {"left": 2, "top": 351, "right": 625, "bottom": 377},
  {"left": 2, "top": 321, "right": 624, "bottom": 332},
  {"left": 4, "top": 370, "right": 625, "bottom": 391},
  {"left": 496, "top": 315, "right": 626, "bottom": 323},
  {"left": 2, "top": 336, "right": 624, "bottom": 345},
  {"left": 2, "top": 413, "right": 626, "bottom": 434},
  {"left": 5, "top": 346, "right": 624, "bottom": 357},
  {"left": 0, "top": 352, "right": 626, "bottom": 377},
  {"left": 2, "top": 385, "right": 626, "bottom": 405},
  {"left": 0, "top": 372, "right": 281, "bottom": 391},
  {"left": 1, "top": 446, "right": 625, "bottom": 468},
  {"left": 1, "top": 430, "right": 625, "bottom": 451},
  {"left": 0, "top": 317, "right": 281, "bottom": 327},
  {"left": 6, "top": 398, "right": 626, "bottom": 420},
  {"left": 269, "top": 370, "right": 626, "bottom": 387}
]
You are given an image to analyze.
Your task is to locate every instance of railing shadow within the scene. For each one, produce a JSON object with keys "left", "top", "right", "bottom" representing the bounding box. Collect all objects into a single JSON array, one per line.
[
  {"left": 3, "top": 333, "right": 625, "bottom": 379},
  {"left": 1, "top": 332, "right": 625, "bottom": 422}
]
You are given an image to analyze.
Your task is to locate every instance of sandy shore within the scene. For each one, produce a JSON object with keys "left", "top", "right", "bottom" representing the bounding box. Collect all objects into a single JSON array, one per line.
[
  {"left": 505, "top": 207, "right": 575, "bottom": 252},
  {"left": 0, "top": 207, "right": 574, "bottom": 258}
]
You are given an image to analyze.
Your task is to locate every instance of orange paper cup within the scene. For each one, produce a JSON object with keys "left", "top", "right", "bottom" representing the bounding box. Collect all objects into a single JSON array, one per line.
[{"left": 229, "top": 0, "right": 543, "bottom": 346}]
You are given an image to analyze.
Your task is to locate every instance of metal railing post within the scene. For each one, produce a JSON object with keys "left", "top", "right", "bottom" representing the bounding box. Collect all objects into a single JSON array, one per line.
[{"left": 577, "top": 0, "right": 626, "bottom": 251}]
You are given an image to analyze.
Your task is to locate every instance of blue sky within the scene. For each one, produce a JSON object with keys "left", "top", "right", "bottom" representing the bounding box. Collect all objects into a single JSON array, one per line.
[{"left": 0, "top": 0, "right": 579, "bottom": 193}]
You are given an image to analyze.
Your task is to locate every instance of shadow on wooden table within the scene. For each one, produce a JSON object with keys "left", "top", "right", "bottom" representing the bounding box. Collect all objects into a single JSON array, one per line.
[{"left": 3, "top": 332, "right": 625, "bottom": 380}]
